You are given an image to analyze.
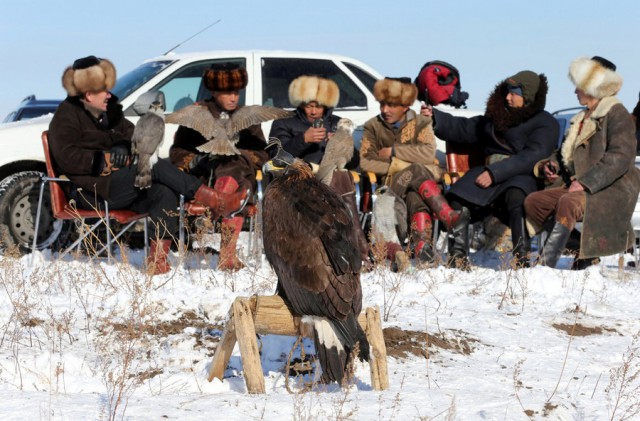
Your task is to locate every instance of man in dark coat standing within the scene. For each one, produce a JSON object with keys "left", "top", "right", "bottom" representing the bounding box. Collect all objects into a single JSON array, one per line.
[{"left": 422, "top": 70, "right": 559, "bottom": 268}]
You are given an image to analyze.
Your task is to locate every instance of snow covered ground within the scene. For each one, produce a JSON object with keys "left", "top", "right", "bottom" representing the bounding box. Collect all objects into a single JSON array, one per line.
[{"left": 1, "top": 234, "right": 640, "bottom": 420}]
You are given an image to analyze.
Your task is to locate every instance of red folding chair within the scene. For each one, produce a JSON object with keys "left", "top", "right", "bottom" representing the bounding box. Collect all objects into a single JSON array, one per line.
[{"left": 33, "top": 131, "right": 149, "bottom": 261}]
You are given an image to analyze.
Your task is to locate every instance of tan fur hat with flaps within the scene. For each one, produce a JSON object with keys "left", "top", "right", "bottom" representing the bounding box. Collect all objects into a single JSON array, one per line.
[
  {"left": 374, "top": 77, "right": 417, "bottom": 106},
  {"left": 62, "top": 56, "right": 116, "bottom": 97},
  {"left": 288, "top": 76, "right": 340, "bottom": 108},
  {"left": 203, "top": 62, "right": 248, "bottom": 92},
  {"left": 569, "top": 56, "right": 622, "bottom": 99}
]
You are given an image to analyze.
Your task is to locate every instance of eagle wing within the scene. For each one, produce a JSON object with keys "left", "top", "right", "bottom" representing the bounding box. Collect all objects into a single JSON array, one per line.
[
  {"left": 263, "top": 173, "right": 362, "bottom": 320},
  {"left": 228, "top": 105, "right": 293, "bottom": 134},
  {"left": 165, "top": 104, "right": 221, "bottom": 139}
]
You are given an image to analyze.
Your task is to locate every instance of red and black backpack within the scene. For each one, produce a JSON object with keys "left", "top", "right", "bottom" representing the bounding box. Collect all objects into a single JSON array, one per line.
[{"left": 414, "top": 60, "right": 469, "bottom": 108}]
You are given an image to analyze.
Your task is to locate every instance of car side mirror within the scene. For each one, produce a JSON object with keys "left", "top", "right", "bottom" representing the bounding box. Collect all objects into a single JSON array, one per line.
[{"left": 132, "top": 91, "right": 166, "bottom": 116}]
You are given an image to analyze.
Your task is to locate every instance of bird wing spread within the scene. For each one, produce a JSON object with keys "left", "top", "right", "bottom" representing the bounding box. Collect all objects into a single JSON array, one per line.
[
  {"left": 165, "top": 104, "right": 221, "bottom": 138},
  {"left": 229, "top": 105, "right": 293, "bottom": 133}
]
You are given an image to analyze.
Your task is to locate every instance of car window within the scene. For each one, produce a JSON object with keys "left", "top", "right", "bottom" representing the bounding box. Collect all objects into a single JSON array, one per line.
[
  {"left": 261, "top": 58, "right": 367, "bottom": 109},
  {"left": 342, "top": 62, "right": 378, "bottom": 94},
  {"left": 2, "top": 112, "right": 16, "bottom": 123},
  {"left": 112, "top": 60, "right": 174, "bottom": 101},
  {"left": 152, "top": 58, "right": 247, "bottom": 112}
]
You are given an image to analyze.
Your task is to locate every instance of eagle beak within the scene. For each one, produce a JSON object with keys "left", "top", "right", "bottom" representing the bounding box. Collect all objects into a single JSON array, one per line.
[
  {"left": 265, "top": 137, "right": 294, "bottom": 167},
  {"left": 262, "top": 159, "right": 285, "bottom": 174}
]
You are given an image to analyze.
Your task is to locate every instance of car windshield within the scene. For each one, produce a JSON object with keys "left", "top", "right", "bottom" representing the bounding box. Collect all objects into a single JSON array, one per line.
[{"left": 111, "top": 60, "right": 175, "bottom": 101}]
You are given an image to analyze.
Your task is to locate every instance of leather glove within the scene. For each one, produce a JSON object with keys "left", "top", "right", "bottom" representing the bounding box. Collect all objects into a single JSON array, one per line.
[
  {"left": 188, "top": 153, "right": 213, "bottom": 174},
  {"left": 110, "top": 143, "right": 130, "bottom": 168}
]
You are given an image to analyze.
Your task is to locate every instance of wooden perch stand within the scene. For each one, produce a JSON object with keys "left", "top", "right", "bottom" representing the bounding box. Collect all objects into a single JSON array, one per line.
[{"left": 207, "top": 295, "right": 389, "bottom": 394}]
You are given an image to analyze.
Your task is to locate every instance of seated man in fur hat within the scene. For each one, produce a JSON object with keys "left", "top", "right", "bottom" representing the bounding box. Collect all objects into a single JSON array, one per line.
[
  {"left": 48, "top": 56, "right": 248, "bottom": 276},
  {"left": 422, "top": 70, "right": 559, "bottom": 269},
  {"left": 269, "top": 75, "right": 367, "bottom": 259},
  {"left": 360, "top": 77, "right": 469, "bottom": 270},
  {"left": 170, "top": 62, "right": 269, "bottom": 271},
  {"left": 525, "top": 56, "right": 640, "bottom": 270}
]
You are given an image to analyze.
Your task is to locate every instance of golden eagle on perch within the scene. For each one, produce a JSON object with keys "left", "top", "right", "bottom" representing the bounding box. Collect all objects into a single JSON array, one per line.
[{"left": 262, "top": 139, "right": 369, "bottom": 385}]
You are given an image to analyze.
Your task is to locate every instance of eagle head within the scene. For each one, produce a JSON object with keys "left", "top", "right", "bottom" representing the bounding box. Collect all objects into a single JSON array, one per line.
[{"left": 263, "top": 137, "right": 313, "bottom": 180}]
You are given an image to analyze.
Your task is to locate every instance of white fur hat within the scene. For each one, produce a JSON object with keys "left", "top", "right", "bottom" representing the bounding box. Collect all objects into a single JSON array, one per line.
[
  {"left": 288, "top": 76, "right": 340, "bottom": 108},
  {"left": 569, "top": 56, "right": 622, "bottom": 99}
]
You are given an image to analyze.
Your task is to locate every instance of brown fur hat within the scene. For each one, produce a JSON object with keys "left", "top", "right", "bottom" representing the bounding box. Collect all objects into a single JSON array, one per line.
[
  {"left": 62, "top": 56, "right": 116, "bottom": 97},
  {"left": 203, "top": 62, "right": 248, "bottom": 92},
  {"left": 569, "top": 56, "right": 623, "bottom": 99},
  {"left": 288, "top": 76, "right": 340, "bottom": 108},
  {"left": 373, "top": 77, "right": 418, "bottom": 106}
]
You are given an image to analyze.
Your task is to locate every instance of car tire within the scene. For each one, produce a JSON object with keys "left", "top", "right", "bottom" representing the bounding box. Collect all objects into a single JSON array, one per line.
[{"left": 0, "top": 171, "right": 71, "bottom": 254}]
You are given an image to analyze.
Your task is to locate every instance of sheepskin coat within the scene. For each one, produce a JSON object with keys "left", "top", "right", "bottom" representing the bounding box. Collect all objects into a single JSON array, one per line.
[
  {"left": 359, "top": 110, "right": 441, "bottom": 183},
  {"left": 48, "top": 95, "right": 134, "bottom": 200},
  {"left": 432, "top": 75, "right": 559, "bottom": 207},
  {"left": 538, "top": 97, "right": 640, "bottom": 258}
]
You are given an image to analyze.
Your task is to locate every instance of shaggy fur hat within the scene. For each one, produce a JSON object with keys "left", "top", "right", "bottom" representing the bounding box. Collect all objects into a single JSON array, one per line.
[
  {"left": 569, "top": 56, "right": 622, "bottom": 99},
  {"left": 373, "top": 77, "right": 418, "bottom": 106},
  {"left": 62, "top": 56, "right": 116, "bottom": 97},
  {"left": 288, "top": 76, "right": 340, "bottom": 108},
  {"left": 203, "top": 62, "right": 248, "bottom": 92}
]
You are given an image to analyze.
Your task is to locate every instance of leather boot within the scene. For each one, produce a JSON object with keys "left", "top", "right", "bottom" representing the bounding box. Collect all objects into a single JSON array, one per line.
[
  {"left": 539, "top": 222, "right": 571, "bottom": 268},
  {"left": 446, "top": 223, "right": 471, "bottom": 271},
  {"left": 217, "top": 216, "right": 245, "bottom": 271},
  {"left": 510, "top": 211, "right": 531, "bottom": 269},
  {"left": 418, "top": 180, "right": 470, "bottom": 233},
  {"left": 412, "top": 212, "right": 435, "bottom": 264},
  {"left": 147, "top": 239, "right": 171, "bottom": 276},
  {"left": 193, "top": 185, "right": 248, "bottom": 218},
  {"left": 386, "top": 241, "right": 410, "bottom": 273}
]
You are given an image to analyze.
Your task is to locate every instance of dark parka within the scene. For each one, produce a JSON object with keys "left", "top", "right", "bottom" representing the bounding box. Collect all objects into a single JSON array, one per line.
[
  {"left": 48, "top": 95, "right": 134, "bottom": 200},
  {"left": 268, "top": 107, "right": 359, "bottom": 168},
  {"left": 432, "top": 75, "right": 559, "bottom": 207},
  {"left": 170, "top": 99, "right": 268, "bottom": 194},
  {"left": 535, "top": 97, "right": 640, "bottom": 258}
]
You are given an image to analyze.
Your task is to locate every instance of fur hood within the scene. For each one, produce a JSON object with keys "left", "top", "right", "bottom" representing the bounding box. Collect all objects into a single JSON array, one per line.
[
  {"left": 62, "top": 57, "right": 116, "bottom": 97},
  {"left": 288, "top": 76, "right": 340, "bottom": 108},
  {"left": 561, "top": 96, "right": 620, "bottom": 169},
  {"left": 569, "top": 56, "right": 622, "bottom": 99},
  {"left": 485, "top": 74, "right": 549, "bottom": 134}
]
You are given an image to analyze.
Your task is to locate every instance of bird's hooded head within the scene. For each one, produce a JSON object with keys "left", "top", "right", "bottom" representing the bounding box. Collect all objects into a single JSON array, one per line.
[{"left": 263, "top": 138, "right": 313, "bottom": 180}]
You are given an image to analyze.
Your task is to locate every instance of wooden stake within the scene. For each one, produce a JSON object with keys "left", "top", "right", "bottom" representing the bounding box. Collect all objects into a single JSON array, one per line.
[
  {"left": 232, "top": 298, "right": 265, "bottom": 394},
  {"left": 365, "top": 306, "right": 389, "bottom": 391}
]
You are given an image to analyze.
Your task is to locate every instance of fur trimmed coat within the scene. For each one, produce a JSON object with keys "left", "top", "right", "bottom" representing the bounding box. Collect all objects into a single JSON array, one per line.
[
  {"left": 48, "top": 95, "right": 134, "bottom": 200},
  {"left": 534, "top": 97, "right": 640, "bottom": 258},
  {"left": 432, "top": 75, "right": 559, "bottom": 207},
  {"left": 359, "top": 110, "right": 441, "bottom": 183}
]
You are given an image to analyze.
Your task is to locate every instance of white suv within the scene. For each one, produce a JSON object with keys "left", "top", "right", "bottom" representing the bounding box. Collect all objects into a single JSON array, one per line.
[{"left": 0, "top": 50, "right": 389, "bottom": 252}]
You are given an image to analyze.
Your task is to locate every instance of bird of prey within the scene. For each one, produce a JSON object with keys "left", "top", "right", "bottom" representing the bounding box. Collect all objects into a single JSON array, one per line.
[
  {"left": 315, "top": 118, "right": 355, "bottom": 185},
  {"left": 372, "top": 186, "right": 408, "bottom": 245},
  {"left": 165, "top": 104, "right": 293, "bottom": 156},
  {"left": 262, "top": 139, "right": 369, "bottom": 385},
  {"left": 132, "top": 101, "right": 165, "bottom": 189}
]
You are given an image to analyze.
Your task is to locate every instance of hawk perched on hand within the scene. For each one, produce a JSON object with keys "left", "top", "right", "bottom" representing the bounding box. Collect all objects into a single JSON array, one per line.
[
  {"left": 262, "top": 139, "right": 369, "bottom": 385},
  {"left": 315, "top": 118, "right": 355, "bottom": 185},
  {"left": 132, "top": 101, "right": 165, "bottom": 189},
  {"left": 165, "top": 104, "right": 293, "bottom": 156}
]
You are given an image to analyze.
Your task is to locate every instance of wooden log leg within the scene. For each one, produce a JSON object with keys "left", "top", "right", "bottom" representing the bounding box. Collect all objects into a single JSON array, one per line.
[
  {"left": 233, "top": 297, "right": 266, "bottom": 394},
  {"left": 365, "top": 306, "right": 389, "bottom": 391},
  {"left": 207, "top": 306, "right": 238, "bottom": 382}
]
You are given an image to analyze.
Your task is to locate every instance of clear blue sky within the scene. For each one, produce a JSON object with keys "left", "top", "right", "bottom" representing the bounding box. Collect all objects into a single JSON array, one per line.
[{"left": 1, "top": 0, "right": 638, "bottom": 118}]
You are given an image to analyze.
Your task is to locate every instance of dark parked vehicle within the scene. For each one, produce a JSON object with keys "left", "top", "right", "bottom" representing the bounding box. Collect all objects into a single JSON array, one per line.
[{"left": 2, "top": 95, "right": 61, "bottom": 123}]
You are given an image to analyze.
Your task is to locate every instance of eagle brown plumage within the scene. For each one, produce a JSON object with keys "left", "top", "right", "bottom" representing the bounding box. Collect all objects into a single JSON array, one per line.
[{"left": 262, "top": 139, "right": 369, "bottom": 385}]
